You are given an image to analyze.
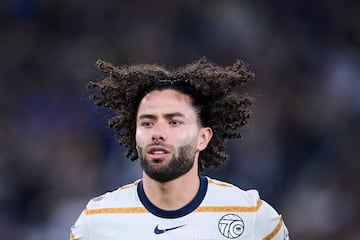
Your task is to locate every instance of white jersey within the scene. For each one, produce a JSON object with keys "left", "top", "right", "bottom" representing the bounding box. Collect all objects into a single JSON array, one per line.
[{"left": 70, "top": 176, "right": 289, "bottom": 239}]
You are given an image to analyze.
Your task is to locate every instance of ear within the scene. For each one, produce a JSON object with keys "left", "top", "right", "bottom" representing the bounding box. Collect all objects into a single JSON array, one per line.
[{"left": 197, "top": 127, "right": 213, "bottom": 152}]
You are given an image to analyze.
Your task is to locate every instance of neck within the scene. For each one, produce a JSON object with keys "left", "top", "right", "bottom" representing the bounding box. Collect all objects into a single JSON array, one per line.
[{"left": 142, "top": 167, "right": 200, "bottom": 211}]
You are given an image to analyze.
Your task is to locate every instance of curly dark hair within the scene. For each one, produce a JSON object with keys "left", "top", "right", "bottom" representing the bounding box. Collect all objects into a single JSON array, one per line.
[{"left": 87, "top": 57, "right": 255, "bottom": 172}]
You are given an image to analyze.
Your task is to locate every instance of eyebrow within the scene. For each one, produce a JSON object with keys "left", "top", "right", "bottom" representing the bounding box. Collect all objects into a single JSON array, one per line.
[{"left": 138, "top": 112, "right": 185, "bottom": 120}]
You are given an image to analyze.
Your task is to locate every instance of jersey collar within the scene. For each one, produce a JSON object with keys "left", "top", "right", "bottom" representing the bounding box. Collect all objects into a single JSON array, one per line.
[{"left": 137, "top": 175, "right": 208, "bottom": 219}]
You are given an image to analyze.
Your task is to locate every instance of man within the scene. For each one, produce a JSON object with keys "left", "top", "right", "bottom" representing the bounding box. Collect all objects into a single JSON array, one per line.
[{"left": 70, "top": 57, "right": 289, "bottom": 239}]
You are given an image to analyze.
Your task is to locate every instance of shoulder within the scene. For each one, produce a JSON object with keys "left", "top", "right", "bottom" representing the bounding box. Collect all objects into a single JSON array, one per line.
[
  {"left": 70, "top": 180, "right": 144, "bottom": 239},
  {"left": 86, "top": 179, "right": 141, "bottom": 210},
  {"left": 205, "top": 177, "right": 290, "bottom": 239},
  {"left": 205, "top": 176, "right": 260, "bottom": 206},
  {"left": 254, "top": 200, "right": 290, "bottom": 239}
]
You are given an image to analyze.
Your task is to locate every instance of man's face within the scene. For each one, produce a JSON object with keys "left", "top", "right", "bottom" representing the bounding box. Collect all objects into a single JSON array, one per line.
[{"left": 135, "top": 89, "right": 204, "bottom": 182}]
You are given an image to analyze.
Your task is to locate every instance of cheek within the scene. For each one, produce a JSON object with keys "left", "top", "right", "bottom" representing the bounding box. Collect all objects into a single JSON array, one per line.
[
  {"left": 135, "top": 128, "right": 146, "bottom": 147},
  {"left": 175, "top": 128, "right": 200, "bottom": 146}
]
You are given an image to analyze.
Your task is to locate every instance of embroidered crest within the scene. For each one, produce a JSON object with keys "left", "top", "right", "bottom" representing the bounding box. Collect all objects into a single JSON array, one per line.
[{"left": 218, "top": 214, "right": 245, "bottom": 239}]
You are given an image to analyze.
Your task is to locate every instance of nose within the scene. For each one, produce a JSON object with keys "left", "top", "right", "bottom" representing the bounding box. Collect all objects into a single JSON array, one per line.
[
  {"left": 151, "top": 123, "right": 166, "bottom": 143},
  {"left": 152, "top": 134, "right": 164, "bottom": 143}
]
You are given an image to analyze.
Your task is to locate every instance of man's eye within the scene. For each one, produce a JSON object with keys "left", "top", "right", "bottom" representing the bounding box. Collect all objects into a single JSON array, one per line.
[
  {"left": 141, "top": 121, "right": 153, "bottom": 127},
  {"left": 169, "top": 120, "right": 182, "bottom": 126}
]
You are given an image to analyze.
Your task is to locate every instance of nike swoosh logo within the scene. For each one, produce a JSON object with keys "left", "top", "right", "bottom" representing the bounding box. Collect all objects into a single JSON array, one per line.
[{"left": 154, "top": 224, "right": 186, "bottom": 234}]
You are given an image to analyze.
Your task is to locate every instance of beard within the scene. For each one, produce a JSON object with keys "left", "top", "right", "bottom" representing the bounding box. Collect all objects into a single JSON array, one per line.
[{"left": 138, "top": 143, "right": 196, "bottom": 182}]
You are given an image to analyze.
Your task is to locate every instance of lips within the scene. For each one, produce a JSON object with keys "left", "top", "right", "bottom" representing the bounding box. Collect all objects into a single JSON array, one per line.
[{"left": 147, "top": 146, "right": 171, "bottom": 159}]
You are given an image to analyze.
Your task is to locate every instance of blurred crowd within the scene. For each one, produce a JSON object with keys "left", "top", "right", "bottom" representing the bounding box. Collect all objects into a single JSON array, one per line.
[{"left": 0, "top": 0, "right": 359, "bottom": 239}]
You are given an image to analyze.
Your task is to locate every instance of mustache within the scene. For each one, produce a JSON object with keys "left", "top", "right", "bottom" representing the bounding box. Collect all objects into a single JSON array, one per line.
[{"left": 145, "top": 142, "right": 175, "bottom": 151}]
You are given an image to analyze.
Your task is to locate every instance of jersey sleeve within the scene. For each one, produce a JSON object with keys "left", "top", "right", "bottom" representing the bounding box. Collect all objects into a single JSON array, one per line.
[
  {"left": 70, "top": 208, "right": 90, "bottom": 240},
  {"left": 254, "top": 200, "right": 290, "bottom": 240}
]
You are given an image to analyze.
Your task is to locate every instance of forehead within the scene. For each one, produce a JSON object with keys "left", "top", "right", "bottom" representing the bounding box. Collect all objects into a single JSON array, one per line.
[{"left": 137, "top": 89, "right": 195, "bottom": 114}]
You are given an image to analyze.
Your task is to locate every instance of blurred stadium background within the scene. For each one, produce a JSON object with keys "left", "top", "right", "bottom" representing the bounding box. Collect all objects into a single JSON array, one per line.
[{"left": 0, "top": 0, "right": 359, "bottom": 239}]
